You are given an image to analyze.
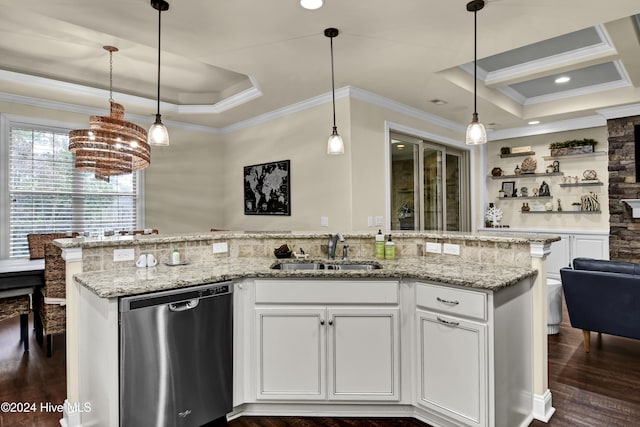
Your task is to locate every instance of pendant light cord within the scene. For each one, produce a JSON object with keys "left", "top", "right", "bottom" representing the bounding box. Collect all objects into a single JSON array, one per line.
[
  {"left": 156, "top": 5, "right": 162, "bottom": 116},
  {"left": 109, "top": 50, "right": 114, "bottom": 102},
  {"left": 330, "top": 35, "right": 337, "bottom": 129},
  {"left": 473, "top": 8, "right": 477, "bottom": 116}
]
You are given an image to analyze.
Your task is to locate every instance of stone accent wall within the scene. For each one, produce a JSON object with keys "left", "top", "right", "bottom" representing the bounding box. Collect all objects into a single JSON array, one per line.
[{"left": 608, "top": 115, "right": 640, "bottom": 262}]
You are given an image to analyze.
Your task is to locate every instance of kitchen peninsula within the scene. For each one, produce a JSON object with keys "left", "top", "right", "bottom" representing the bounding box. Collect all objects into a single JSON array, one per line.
[{"left": 55, "top": 231, "right": 558, "bottom": 427}]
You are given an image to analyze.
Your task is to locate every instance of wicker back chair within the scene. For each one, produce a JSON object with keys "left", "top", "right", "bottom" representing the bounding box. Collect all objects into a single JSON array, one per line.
[
  {"left": 27, "top": 232, "right": 77, "bottom": 356},
  {"left": 0, "top": 294, "right": 31, "bottom": 351}
]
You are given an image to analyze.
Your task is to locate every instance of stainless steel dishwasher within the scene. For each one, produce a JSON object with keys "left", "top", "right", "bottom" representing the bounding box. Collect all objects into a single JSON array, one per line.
[{"left": 120, "top": 282, "right": 233, "bottom": 427}]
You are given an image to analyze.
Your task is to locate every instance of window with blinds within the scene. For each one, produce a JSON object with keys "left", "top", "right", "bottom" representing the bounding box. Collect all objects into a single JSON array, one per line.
[{"left": 8, "top": 124, "right": 138, "bottom": 258}]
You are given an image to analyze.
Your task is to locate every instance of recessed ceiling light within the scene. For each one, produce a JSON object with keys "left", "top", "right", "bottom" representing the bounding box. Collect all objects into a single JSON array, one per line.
[
  {"left": 555, "top": 76, "right": 571, "bottom": 84},
  {"left": 528, "top": 120, "right": 540, "bottom": 125},
  {"left": 300, "top": 0, "right": 323, "bottom": 9},
  {"left": 396, "top": 144, "right": 405, "bottom": 149},
  {"left": 430, "top": 99, "right": 448, "bottom": 105}
]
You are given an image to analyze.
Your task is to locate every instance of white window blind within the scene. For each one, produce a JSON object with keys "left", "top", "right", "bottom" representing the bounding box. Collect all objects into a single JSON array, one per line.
[{"left": 8, "top": 124, "right": 138, "bottom": 258}]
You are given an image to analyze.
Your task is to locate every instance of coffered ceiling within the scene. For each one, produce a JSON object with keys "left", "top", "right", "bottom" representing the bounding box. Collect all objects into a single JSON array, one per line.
[{"left": 1, "top": 0, "right": 639, "bottom": 138}]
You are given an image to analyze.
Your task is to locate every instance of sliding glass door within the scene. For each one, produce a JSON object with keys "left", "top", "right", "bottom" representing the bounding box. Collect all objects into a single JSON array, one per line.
[{"left": 390, "top": 132, "right": 469, "bottom": 231}]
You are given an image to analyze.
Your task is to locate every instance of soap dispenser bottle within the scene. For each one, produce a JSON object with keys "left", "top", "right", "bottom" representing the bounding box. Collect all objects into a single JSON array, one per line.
[
  {"left": 384, "top": 234, "right": 395, "bottom": 260},
  {"left": 172, "top": 247, "right": 180, "bottom": 265},
  {"left": 375, "top": 229, "right": 385, "bottom": 259}
]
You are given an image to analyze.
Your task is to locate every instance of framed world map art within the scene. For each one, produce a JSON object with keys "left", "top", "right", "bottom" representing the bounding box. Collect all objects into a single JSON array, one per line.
[{"left": 243, "top": 160, "right": 291, "bottom": 215}]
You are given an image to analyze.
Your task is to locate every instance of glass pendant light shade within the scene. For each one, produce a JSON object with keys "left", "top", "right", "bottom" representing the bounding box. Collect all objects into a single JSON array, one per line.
[
  {"left": 300, "top": 0, "right": 323, "bottom": 9},
  {"left": 148, "top": 114, "right": 169, "bottom": 146},
  {"left": 466, "top": 112, "right": 487, "bottom": 145},
  {"left": 327, "top": 127, "right": 344, "bottom": 155}
]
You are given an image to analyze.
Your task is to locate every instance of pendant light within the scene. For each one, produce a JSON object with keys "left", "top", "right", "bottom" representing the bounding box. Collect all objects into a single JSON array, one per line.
[
  {"left": 148, "top": 0, "right": 170, "bottom": 146},
  {"left": 325, "top": 27, "right": 344, "bottom": 155},
  {"left": 465, "top": 0, "right": 487, "bottom": 145},
  {"left": 69, "top": 46, "right": 150, "bottom": 182}
]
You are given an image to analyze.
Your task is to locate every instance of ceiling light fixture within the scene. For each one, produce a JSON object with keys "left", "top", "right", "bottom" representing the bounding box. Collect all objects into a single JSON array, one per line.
[
  {"left": 69, "top": 46, "right": 150, "bottom": 182},
  {"left": 325, "top": 27, "right": 344, "bottom": 155},
  {"left": 148, "top": 0, "right": 170, "bottom": 146},
  {"left": 300, "top": 0, "right": 323, "bottom": 10},
  {"left": 465, "top": 0, "right": 487, "bottom": 145},
  {"left": 555, "top": 76, "right": 571, "bottom": 84},
  {"left": 528, "top": 120, "right": 540, "bottom": 125}
]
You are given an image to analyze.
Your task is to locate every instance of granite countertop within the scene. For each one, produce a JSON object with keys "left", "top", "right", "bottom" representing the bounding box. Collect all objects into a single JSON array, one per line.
[{"left": 74, "top": 256, "right": 538, "bottom": 298}]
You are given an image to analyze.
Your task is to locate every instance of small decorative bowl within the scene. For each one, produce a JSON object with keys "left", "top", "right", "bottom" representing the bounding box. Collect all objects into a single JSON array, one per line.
[{"left": 274, "top": 249, "right": 292, "bottom": 259}]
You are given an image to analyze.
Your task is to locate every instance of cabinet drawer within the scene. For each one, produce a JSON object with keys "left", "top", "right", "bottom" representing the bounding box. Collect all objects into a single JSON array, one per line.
[
  {"left": 416, "top": 282, "right": 486, "bottom": 321},
  {"left": 255, "top": 280, "right": 398, "bottom": 304}
]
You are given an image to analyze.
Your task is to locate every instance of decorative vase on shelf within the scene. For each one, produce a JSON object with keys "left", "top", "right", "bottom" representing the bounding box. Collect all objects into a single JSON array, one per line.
[{"left": 514, "top": 165, "right": 521, "bottom": 175}]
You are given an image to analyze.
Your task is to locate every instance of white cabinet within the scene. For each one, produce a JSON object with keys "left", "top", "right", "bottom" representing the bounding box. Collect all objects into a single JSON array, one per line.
[
  {"left": 414, "top": 280, "right": 533, "bottom": 427},
  {"left": 254, "top": 279, "right": 400, "bottom": 402},
  {"left": 417, "top": 310, "right": 487, "bottom": 427},
  {"left": 256, "top": 307, "right": 326, "bottom": 399},
  {"left": 328, "top": 307, "right": 399, "bottom": 400},
  {"left": 547, "top": 233, "right": 609, "bottom": 279}
]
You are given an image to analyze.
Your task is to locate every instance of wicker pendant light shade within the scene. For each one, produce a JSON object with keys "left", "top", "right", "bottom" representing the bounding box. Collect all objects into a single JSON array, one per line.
[{"left": 69, "top": 46, "right": 150, "bottom": 181}]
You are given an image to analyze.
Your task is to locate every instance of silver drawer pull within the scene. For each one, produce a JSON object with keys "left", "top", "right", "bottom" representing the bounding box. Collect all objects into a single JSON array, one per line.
[
  {"left": 437, "top": 316, "right": 460, "bottom": 327},
  {"left": 436, "top": 296, "right": 459, "bottom": 305}
]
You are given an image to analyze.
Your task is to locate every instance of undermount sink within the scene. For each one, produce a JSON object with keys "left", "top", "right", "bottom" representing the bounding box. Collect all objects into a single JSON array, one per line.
[{"left": 272, "top": 261, "right": 382, "bottom": 271}]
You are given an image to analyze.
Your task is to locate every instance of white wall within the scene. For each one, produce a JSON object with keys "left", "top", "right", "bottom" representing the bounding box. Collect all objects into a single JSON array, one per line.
[
  {"left": 144, "top": 127, "right": 224, "bottom": 233},
  {"left": 218, "top": 98, "right": 353, "bottom": 232}
]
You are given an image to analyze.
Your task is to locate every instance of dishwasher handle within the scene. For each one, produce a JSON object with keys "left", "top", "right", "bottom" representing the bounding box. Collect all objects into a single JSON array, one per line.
[{"left": 169, "top": 299, "right": 200, "bottom": 312}]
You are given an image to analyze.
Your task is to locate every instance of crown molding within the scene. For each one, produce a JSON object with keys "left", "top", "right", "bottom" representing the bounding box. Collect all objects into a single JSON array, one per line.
[
  {"left": 488, "top": 115, "right": 605, "bottom": 141},
  {"left": 478, "top": 24, "right": 616, "bottom": 86},
  {"left": 0, "top": 69, "right": 262, "bottom": 116},
  {"left": 0, "top": 92, "right": 223, "bottom": 135},
  {"left": 596, "top": 103, "right": 640, "bottom": 119},
  {"left": 348, "top": 87, "right": 466, "bottom": 133}
]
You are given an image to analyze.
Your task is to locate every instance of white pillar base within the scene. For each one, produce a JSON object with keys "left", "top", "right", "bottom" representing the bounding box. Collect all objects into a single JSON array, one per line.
[
  {"left": 532, "top": 389, "right": 556, "bottom": 422},
  {"left": 60, "top": 399, "right": 83, "bottom": 427}
]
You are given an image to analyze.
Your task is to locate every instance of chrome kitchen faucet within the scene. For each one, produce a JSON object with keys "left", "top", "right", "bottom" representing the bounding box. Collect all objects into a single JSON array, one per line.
[{"left": 327, "top": 233, "right": 344, "bottom": 259}]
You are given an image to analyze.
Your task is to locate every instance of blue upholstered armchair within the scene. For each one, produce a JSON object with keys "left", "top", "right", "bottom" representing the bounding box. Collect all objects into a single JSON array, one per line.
[{"left": 560, "top": 258, "right": 640, "bottom": 352}]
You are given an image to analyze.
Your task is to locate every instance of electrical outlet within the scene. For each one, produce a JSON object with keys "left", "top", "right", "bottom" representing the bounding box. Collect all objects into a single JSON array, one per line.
[
  {"left": 113, "top": 248, "right": 135, "bottom": 262},
  {"left": 443, "top": 243, "right": 460, "bottom": 255},
  {"left": 212, "top": 242, "right": 228, "bottom": 254},
  {"left": 374, "top": 216, "right": 383, "bottom": 226},
  {"left": 320, "top": 216, "right": 329, "bottom": 227},
  {"left": 425, "top": 242, "right": 442, "bottom": 254},
  {"left": 367, "top": 216, "right": 373, "bottom": 227}
]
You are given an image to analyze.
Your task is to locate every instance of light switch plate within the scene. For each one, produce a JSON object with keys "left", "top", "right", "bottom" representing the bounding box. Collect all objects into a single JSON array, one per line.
[
  {"left": 212, "top": 242, "right": 228, "bottom": 254},
  {"left": 425, "top": 242, "right": 442, "bottom": 254},
  {"left": 320, "top": 216, "right": 329, "bottom": 227},
  {"left": 367, "top": 216, "right": 373, "bottom": 227},
  {"left": 113, "top": 248, "right": 135, "bottom": 262},
  {"left": 374, "top": 216, "right": 383, "bottom": 226},
  {"left": 443, "top": 243, "right": 460, "bottom": 255}
]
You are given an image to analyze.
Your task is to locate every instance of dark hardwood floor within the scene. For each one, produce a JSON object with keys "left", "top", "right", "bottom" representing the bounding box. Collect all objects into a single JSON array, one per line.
[{"left": 2, "top": 301, "right": 640, "bottom": 427}]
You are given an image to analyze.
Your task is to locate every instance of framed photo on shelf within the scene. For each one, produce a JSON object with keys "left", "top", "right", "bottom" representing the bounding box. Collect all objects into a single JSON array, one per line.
[{"left": 501, "top": 181, "right": 516, "bottom": 197}]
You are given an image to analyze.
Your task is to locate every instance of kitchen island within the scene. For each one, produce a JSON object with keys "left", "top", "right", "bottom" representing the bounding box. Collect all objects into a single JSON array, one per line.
[{"left": 55, "top": 231, "right": 558, "bottom": 427}]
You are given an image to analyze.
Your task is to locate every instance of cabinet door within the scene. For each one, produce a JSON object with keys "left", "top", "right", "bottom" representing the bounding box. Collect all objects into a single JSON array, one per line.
[
  {"left": 571, "top": 234, "right": 609, "bottom": 262},
  {"left": 255, "top": 307, "right": 326, "bottom": 400},
  {"left": 417, "top": 310, "right": 487, "bottom": 427},
  {"left": 327, "top": 308, "right": 399, "bottom": 401},
  {"left": 547, "top": 234, "right": 570, "bottom": 279}
]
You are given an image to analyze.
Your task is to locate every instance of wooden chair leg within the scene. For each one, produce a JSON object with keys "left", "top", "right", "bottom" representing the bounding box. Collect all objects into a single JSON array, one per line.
[
  {"left": 46, "top": 334, "right": 53, "bottom": 357},
  {"left": 20, "top": 313, "right": 29, "bottom": 351},
  {"left": 583, "top": 330, "right": 591, "bottom": 353}
]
